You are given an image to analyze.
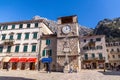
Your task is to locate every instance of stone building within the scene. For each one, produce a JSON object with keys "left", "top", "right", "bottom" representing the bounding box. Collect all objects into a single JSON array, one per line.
[
  {"left": 106, "top": 42, "right": 120, "bottom": 69},
  {"left": 56, "top": 15, "right": 81, "bottom": 72},
  {"left": 80, "top": 35, "right": 108, "bottom": 69},
  {"left": 0, "top": 16, "right": 53, "bottom": 70}
]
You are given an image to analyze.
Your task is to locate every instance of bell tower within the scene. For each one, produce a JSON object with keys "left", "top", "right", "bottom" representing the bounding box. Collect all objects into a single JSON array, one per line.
[{"left": 56, "top": 15, "right": 81, "bottom": 72}]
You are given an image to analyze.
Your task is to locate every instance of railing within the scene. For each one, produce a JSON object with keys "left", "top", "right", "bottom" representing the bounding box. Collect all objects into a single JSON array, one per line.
[
  {"left": 110, "top": 51, "right": 120, "bottom": 54},
  {"left": 82, "top": 57, "right": 105, "bottom": 60},
  {"left": 3, "top": 39, "right": 14, "bottom": 46},
  {"left": 88, "top": 41, "right": 96, "bottom": 47}
]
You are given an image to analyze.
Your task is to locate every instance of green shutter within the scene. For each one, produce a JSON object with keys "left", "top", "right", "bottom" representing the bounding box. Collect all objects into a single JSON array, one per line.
[
  {"left": 3, "top": 25, "right": 8, "bottom": 30},
  {"left": 33, "top": 32, "right": 37, "bottom": 39},
  {"left": 15, "top": 45, "right": 19, "bottom": 52},
  {"left": 0, "top": 47, "right": 3, "bottom": 53},
  {"left": 7, "top": 46, "right": 11, "bottom": 52},
  {"left": 99, "top": 53, "right": 103, "bottom": 59},
  {"left": 32, "top": 45, "right": 36, "bottom": 52},
  {"left": 17, "top": 33, "right": 21, "bottom": 40},
  {"left": 12, "top": 25, "right": 15, "bottom": 29},
  {"left": 27, "top": 24, "right": 30, "bottom": 28},
  {"left": 46, "top": 39, "right": 50, "bottom": 45},
  {"left": 19, "top": 24, "right": 23, "bottom": 28},
  {"left": 42, "top": 50, "right": 46, "bottom": 56},
  {"left": 84, "top": 54, "right": 88, "bottom": 60},
  {"left": 23, "top": 45, "right": 28, "bottom": 52},
  {"left": 92, "top": 53, "right": 95, "bottom": 58},
  {"left": 2, "top": 34, "right": 6, "bottom": 40},
  {"left": 35, "top": 23, "right": 38, "bottom": 27},
  {"left": 10, "top": 35, "right": 13, "bottom": 40},
  {"left": 25, "top": 33, "right": 29, "bottom": 39}
]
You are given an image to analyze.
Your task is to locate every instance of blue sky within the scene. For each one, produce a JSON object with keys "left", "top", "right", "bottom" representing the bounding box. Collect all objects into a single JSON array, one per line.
[{"left": 0, "top": 0, "right": 120, "bottom": 28}]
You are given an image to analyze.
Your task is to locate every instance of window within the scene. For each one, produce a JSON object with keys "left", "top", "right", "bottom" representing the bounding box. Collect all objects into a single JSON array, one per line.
[
  {"left": 111, "top": 49, "right": 114, "bottom": 52},
  {"left": 33, "top": 32, "right": 38, "bottom": 39},
  {"left": 23, "top": 45, "right": 28, "bottom": 52},
  {"left": 7, "top": 46, "right": 11, "bottom": 53},
  {"left": 27, "top": 24, "right": 30, "bottom": 28},
  {"left": 2, "top": 34, "right": 6, "bottom": 40},
  {"left": 106, "top": 49, "right": 109, "bottom": 52},
  {"left": 19, "top": 24, "right": 23, "bottom": 29},
  {"left": 83, "top": 46, "right": 89, "bottom": 50},
  {"left": 84, "top": 54, "right": 88, "bottom": 60},
  {"left": 3, "top": 25, "right": 8, "bottom": 30},
  {"left": 46, "top": 39, "right": 51, "bottom": 45},
  {"left": 92, "top": 53, "right": 95, "bottom": 58},
  {"left": 99, "top": 53, "right": 103, "bottom": 59},
  {"left": 96, "top": 38, "right": 101, "bottom": 41},
  {"left": 42, "top": 50, "right": 46, "bottom": 56},
  {"left": 0, "top": 46, "right": 3, "bottom": 53},
  {"left": 25, "top": 33, "right": 29, "bottom": 39},
  {"left": 12, "top": 25, "right": 15, "bottom": 29},
  {"left": 42, "top": 49, "right": 52, "bottom": 57},
  {"left": 31, "top": 44, "right": 36, "bottom": 52},
  {"left": 118, "top": 55, "right": 120, "bottom": 58},
  {"left": 84, "top": 39, "right": 86, "bottom": 42},
  {"left": 35, "top": 23, "right": 38, "bottom": 27},
  {"left": 15, "top": 45, "right": 19, "bottom": 52},
  {"left": 17, "top": 33, "right": 22, "bottom": 40},
  {"left": 96, "top": 46, "right": 102, "bottom": 49},
  {"left": 117, "top": 48, "right": 120, "bottom": 52},
  {"left": 90, "top": 39, "right": 93, "bottom": 42},
  {"left": 112, "top": 55, "right": 115, "bottom": 58},
  {"left": 9, "top": 35, "right": 13, "bottom": 40}
]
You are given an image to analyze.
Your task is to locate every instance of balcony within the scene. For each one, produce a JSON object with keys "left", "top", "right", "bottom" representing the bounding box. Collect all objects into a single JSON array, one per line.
[
  {"left": 110, "top": 51, "right": 120, "bottom": 54},
  {"left": 3, "top": 39, "right": 14, "bottom": 46},
  {"left": 88, "top": 41, "right": 96, "bottom": 47},
  {"left": 82, "top": 57, "right": 105, "bottom": 61}
]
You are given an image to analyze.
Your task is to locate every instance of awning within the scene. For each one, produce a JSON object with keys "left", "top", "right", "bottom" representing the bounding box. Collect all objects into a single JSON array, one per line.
[
  {"left": 41, "top": 57, "right": 52, "bottom": 63},
  {"left": 19, "top": 58, "right": 27, "bottom": 62},
  {"left": 0, "top": 57, "right": 3, "bottom": 61},
  {"left": 27, "top": 58, "right": 37, "bottom": 62},
  {"left": 10, "top": 57, "right": 19, "bottom": 62},
  {"left": 2, "top": 57, "right": 10, "bottom": 62}
]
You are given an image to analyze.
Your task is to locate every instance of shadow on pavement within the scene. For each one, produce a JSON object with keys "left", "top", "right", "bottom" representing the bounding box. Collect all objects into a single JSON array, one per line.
[
  {"left": 0, "top": 76, "right": 36, "bottom": 80},
  {"left": 98, "top": 70, "right": 120, "bottom": 76}
]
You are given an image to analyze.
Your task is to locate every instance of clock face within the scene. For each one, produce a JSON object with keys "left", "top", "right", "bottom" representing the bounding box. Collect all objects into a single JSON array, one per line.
[{"left": 62, "top": 25, "right": 71, "bottom": 34}]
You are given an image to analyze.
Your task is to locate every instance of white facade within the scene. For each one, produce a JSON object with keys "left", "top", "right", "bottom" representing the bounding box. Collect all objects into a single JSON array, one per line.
[
  {"left": 0, "top": 19, "right": 53, "bottom": 70},
  {"left": 106, "top": 42, "right": 120, "bottom": 68}
]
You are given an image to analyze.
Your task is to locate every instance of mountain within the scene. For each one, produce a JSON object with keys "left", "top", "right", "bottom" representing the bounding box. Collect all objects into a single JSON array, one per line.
[
  {"left": 33, "top": 16, "right": 93, "bottom": 35},
  {"left": 94, "top": 18, "right": 120, "bottom": 42}
]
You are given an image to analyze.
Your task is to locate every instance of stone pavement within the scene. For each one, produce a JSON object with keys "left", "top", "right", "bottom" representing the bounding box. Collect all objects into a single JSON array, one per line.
[{"left": 0, "top": 70, "right": 120, "bottom": 80}]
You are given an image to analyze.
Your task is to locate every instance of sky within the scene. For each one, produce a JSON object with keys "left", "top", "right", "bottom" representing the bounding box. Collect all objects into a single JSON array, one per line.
[{"left": 0, "top": 0, "right": 120, "bottom": 28}]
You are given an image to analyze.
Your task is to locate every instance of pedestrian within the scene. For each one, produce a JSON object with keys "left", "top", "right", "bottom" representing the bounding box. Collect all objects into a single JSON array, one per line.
[
  {"left": 69, "top": 65, "right": 73, "bottom": 73},
  {"left": 6, "top": 63, "right": 10, "bottom": 71}
]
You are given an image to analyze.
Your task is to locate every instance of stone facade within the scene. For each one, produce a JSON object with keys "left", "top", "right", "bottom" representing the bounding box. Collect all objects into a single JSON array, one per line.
[
  {"left": 80, "top": 35, "right": 108, "bottom": 69},
  {"left": 106, "top": 42, "right": 120, "bottom": 69},
  {"left": 56, "top": 15, "right": 81, "bottom": 72}
]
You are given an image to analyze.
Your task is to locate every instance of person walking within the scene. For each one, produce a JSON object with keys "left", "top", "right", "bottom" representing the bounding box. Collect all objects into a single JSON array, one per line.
[{"left": 6, "top": 63, "right": 10, "bottom": 71}]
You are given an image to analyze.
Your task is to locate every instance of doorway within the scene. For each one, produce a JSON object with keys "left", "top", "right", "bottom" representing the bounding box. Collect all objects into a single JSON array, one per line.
[
  {"left": 12, "top": 62, "right": 17, "bottom": 70},
  {"left": 29, "top": 62, "right": 35, "bottom": 70},
  {"left": 21, "top": 62, "right": 26, "bottom": 70},
  {"left": 92, "top": 63, "right": 97, "bottom": 69},
  {"left": 3, "top": 62, "right": 8, "bottom": 69}
]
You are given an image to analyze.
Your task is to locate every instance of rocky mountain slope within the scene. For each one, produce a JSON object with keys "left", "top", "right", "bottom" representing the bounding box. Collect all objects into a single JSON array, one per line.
[
  {"left": 94, "top": 18, "right": 120, "bottom": 41},
  {"left": 33, "top": 16, "right": 93, "bottom": 35}
]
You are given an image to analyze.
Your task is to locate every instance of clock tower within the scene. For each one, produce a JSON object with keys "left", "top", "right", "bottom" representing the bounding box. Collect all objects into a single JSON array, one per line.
[{"left": 56, "top": 15, "right": 81, "bottom": 72}]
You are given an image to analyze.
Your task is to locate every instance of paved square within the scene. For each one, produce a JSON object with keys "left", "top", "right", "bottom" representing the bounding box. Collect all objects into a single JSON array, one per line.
[{"left": 0, "top": 70, "right": 120, "bottom": 80}]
